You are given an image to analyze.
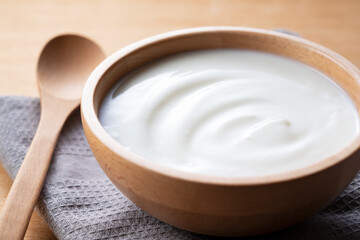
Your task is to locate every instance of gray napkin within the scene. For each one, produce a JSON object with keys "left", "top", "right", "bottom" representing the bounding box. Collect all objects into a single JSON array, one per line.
[{"left": 0, "top": 96, "right": 359, "bottom": 240}]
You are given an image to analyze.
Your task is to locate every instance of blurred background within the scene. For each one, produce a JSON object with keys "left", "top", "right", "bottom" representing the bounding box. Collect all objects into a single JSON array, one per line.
[
  {"left": 1, "top": 0, "right": 359, "bottom": 97},
  {"left": 0, "top": 0, "right": 359, "bottom": 239}
]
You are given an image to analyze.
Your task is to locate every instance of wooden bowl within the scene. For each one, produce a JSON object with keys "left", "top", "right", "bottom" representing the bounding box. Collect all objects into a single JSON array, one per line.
[{"left": 81, "top": 27, "right": 360, "bottom": 236}]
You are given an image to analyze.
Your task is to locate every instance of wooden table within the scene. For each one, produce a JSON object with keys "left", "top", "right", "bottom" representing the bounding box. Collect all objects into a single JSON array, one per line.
[{"left": 0, "top": 0, "right": 359, "bottom": 239}]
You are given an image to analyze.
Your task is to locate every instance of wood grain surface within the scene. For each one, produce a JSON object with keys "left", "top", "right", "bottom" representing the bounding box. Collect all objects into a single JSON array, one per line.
[{"left": 0, "top": 0, "right": 359, "bottom": 239}]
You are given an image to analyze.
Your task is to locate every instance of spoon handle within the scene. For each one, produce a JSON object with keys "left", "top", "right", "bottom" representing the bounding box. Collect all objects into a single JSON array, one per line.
[{"left": 0, "top": 95, "right": 77, "bottom": 239}]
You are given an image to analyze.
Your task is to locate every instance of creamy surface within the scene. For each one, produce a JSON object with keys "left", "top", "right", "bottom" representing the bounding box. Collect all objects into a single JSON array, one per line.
[{"left": 100, "top": 49, "right": 359, "bottom": 177}]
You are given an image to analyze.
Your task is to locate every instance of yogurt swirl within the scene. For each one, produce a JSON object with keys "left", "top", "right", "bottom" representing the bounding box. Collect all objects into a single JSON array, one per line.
[{"left": 100, "top": 49, "right": 359, "bottom": 177}]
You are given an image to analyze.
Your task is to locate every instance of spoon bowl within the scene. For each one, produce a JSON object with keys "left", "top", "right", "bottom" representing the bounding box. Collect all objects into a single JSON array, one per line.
[{"left": 37, "top": 35, "right": 104, "bottom": 100}]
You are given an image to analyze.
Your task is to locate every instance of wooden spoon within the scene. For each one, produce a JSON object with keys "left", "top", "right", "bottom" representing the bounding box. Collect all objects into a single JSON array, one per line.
[{"left": 0, "top": 34, "right": 105, "bottom": 239}]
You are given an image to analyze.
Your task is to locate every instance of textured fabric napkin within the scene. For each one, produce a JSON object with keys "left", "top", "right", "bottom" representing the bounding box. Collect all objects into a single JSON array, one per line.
[{"left": 0, "top": 96, "right": 359, "bottom": 240}]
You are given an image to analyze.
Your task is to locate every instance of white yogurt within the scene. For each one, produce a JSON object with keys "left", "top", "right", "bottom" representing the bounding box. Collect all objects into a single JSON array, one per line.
[{"left": 99, "top": 49, "right": 359, "bottom": 177}]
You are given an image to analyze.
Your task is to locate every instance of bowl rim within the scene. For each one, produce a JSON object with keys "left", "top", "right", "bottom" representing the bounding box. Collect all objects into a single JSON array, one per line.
[{"left": 81, "top": 26, "right": 360, "bottom": 186}]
